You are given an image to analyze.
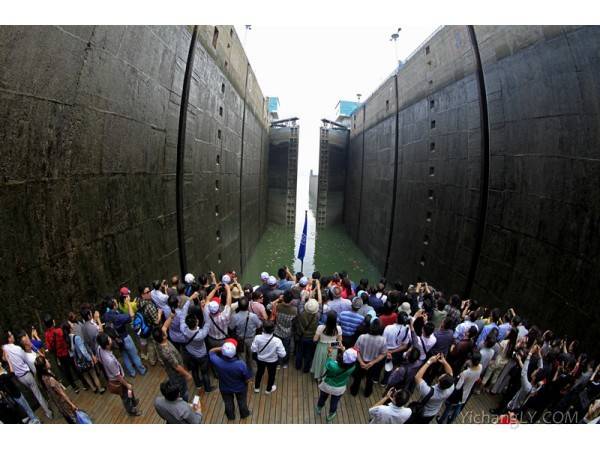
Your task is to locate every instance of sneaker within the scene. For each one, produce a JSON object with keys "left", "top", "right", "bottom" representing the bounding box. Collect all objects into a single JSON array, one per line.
[
  {"left": 326, "top": 412, "right": 337, "bottom": 423},
  {"left": 265, "top": 385, "right": 277, "bottom": 394},
  {"left": 99, "top": 387, "right": 106, "bottom": 395},
  {"left": 277, "top": 365, "right": 281, "bottom": 370},
  {"left": 45, "top": 411, "right": 54, "bottom": 420},
  {"left": 282, "top": 364, "right": 288, "bottom": 369},
  {"left": 240, "top": 411, "right": 251, "bottom": 419},
  {"left": 314, "top": 405, "right": 322, "bottom": 416},
  {"left": 129, "top": 409, "right": 142, "bottom": 417},
  {"left": 254, "top": 388, "right": 261, "bottom": 393}
]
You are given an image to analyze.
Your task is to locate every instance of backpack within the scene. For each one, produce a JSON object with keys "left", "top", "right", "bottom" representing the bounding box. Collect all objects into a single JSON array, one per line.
[{"left": 133, "top": 311, "right": 152, "bottom": 338}]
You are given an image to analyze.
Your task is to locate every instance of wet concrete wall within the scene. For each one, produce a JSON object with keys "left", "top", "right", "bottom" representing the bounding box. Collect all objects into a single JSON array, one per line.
[
  {"left": 0, "top": 25, "right": 269, "bottom": 330},
  {"left": 346, "top": 25, "right": 600, "bottom": 345},
  {"left": 316, "top": 126, "right": 349, "bottom": 227},
  {"left": 267, "top": 125, "right": 298, "bottom": 226}
]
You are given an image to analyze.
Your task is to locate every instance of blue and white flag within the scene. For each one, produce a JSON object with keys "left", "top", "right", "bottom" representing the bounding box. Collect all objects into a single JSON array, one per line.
[{"left": 297, "top": 210, "right": 308, "bottom": 263}]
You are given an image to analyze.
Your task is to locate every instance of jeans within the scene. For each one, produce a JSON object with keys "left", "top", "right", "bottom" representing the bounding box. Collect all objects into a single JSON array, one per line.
[
  {"left": 183, "top": 352, "right": 212, "bottom": 391},
  {"left": 13, "top": 393, "right": 41, "bottom": 423},
  {"left": 221, "top": 388, "right": 250, "bottom": 420},
  {"left": 295, "top": 338, "right": 316, "bottom": 372},
  {"left": 17, "top": 371, "right": 52, "bottom": 418},
  {"left": 280, "top": 336, "right": 291, "bottom": 365},
  {"left": 438, "top": 401, "right": 465, "bottom": 423},
  {"left": 121, "top": 335, "right": 146, "bottom": 377},
  {"left": 255, "top": 360, "right": 278, "bottom": 391},
  {"left": 317, "top": 390, "right": 342, "bottom": 414}
]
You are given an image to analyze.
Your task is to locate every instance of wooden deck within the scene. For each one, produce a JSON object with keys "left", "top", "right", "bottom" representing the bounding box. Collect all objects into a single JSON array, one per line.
[{"left": 41, "top": 363, "right": 498, "bottom": 424}]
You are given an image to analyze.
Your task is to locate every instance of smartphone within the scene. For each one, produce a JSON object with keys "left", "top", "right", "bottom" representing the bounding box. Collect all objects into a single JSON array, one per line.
[
  {"left": 192, "top": 395, "right": 200, "bottom": 406},
  {"left": 330, "top": 342, "right": 339, "bottom": 348}
]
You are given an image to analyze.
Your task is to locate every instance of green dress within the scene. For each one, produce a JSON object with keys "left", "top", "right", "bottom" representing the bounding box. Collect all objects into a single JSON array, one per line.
[{"left": 310, "top": 324, "right": 341, "bottom": 380}]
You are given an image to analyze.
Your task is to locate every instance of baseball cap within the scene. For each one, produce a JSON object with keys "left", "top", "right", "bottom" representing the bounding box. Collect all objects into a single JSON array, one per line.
[
  {"left": 184, "top": 273, "right": 195, "bottom": 284},
  {"left": 119, "top": 287, "right": 130, "bottom": 297},
  {"left": 267, "top": 275, "right": 277, "bottom": 286},
  {"left": 351, "top": 296, "right": 363, "bottom": 309},
  {"left": 208, "top": 301, "right": 220, "bottom": 314},
  {"left": 299, "top": 277, "right": 308, "bottom": 287},
  {"left": 260, "top": 272, "right": 269, "bottom": 281},
  {"left": 221, "top": 274, "right": 232, "bottom": 285},
  {"left": 342, "top": 348, "right": 358, "bottom": 364},
  {"left": 222, "top": 339, "right": 237, "bottom": 358}
]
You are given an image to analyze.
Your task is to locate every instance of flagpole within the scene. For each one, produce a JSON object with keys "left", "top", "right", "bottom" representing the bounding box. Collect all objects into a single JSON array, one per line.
[{"left": 298, "top": 209, "right": 308, "bottom": 274}]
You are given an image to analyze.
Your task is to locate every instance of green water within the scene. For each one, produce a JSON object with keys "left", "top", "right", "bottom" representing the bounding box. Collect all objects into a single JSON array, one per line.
[{"left": 242, "top": 223, "right": 381, "bottom": 286}]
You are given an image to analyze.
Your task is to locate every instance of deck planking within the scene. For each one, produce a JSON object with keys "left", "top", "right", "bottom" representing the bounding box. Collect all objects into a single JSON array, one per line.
[{"left": 39, "top": 363, "right": 498, "bottom": 424}]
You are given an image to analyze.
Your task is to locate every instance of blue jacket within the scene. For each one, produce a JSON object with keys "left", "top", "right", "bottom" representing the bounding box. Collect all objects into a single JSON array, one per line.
[{"left": 208, "top": 353, "right": 252, "bottom": 393}]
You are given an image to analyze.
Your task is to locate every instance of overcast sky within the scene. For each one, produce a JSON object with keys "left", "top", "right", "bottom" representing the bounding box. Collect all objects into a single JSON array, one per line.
[
  {"left": 234, "top": 26, "right": 440, "bottom": 268},
  {"left": 237, "top": 25, "right": 439, "bottom": 177}
]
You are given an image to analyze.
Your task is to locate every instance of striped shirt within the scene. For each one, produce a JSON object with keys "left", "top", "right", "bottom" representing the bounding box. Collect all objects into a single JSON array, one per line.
[
  {"left": 338, "top": 310, "right": 365, "bottom": 336},
  {"left": 208, "top": 306, "right": 231, "bottom": 340},
  {"left": 355, "top": 334, "right": 386, "bottom": 362}
]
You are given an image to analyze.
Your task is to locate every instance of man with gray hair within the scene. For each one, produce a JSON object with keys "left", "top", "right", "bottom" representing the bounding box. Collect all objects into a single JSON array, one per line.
[{"left": 326, "top": 286, "right": 352, "bottom": 315}]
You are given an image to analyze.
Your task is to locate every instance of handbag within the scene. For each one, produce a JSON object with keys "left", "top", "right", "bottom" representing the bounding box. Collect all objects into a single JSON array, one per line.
[
  {"left": 407, "top": 386, "right": 435, "bottom": 422},
  {"left": 75, "top": 409, "right": 93, "bottom": 424},
  {"left": 252, "top": 335, "right": 274, "bottom": 362},
  {"left": 71, "top": 335, "right": 93, "bottom": 372}
]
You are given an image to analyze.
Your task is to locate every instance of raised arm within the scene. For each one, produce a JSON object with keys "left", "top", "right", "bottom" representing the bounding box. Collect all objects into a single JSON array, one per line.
[
  {"left": 161, "top": 312, "right": 174, "bottom": 335},
  {"left": 315, "top": 280, "right": 322, "bottom": 304},
  {"left": 439, "top": 354, "right": 453, "bottom": 377},
  {"left": 224, "top": 283, "right": 232, "bottom": 307},
  {"left": 206, "top": 286, "right": 218, "bottom": 302},
  {"left": 415, "top": 354, "right": 439, "bottom": 384}
]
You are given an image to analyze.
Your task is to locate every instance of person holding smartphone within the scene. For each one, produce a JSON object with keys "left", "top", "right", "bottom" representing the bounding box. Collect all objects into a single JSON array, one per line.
[
  {"left": 154, "top": 379, "right": 202, "bottom": 424},
  {"left": 315, "top": 346, "right": 357, "bottom": 423},
  {"left": 369, "top": 387, "right": 412, "bottom": 424}
]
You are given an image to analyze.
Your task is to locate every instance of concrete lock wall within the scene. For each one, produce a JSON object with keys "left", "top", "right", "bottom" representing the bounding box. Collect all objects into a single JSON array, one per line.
[
  {"left": 0, "top": 25, "right": 269, "bottom": 330},
  {"left": 317, "top": 126, "right": 349, "bottom": 228},
  {"left": 346, "top": 25, "right": 600, "bottom": 346},
  {"left": 268, "top": 125, "right": 298, "bottom": 226}
]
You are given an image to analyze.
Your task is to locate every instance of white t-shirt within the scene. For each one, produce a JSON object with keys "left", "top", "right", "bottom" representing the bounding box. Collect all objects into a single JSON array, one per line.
[
  {"left": 417, "top": 379, "right": 455, "bottom": 417},
  {"left": 455, "top": 365, "right": 482, "bottom": 403},
  {"left": 315, "top": 324, "right": 342, "bottom": 344},
  {"left": 369, "top": 404, "right": 412, "bottom": 424},
  {"left": 415, "top": 334, "right": 437, "bottom": 361},
  {"left": 480, "top": 346, "right": 497, "bottom": 372}
]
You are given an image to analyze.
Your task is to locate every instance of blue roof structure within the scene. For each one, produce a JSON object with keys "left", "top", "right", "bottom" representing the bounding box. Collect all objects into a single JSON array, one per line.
[
  {"left": 267, "top": 97, "right": 280, "bottom": 113},
  {"left": 336, "top": 100, "right": 359, "bottom": 117}
]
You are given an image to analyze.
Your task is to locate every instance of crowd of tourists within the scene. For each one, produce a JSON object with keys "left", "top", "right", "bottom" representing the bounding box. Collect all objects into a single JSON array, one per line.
[{"left": 1, "top": 267, "right": 599, "bottom": 424}]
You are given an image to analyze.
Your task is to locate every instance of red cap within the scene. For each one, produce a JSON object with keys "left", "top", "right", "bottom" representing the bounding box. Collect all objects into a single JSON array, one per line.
[
  {"left": 119, "top": 287, "right": 131, "bottom": 297},
  {"left": 224, "top": 338, "right": 238, "bottom": 347}
]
